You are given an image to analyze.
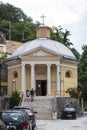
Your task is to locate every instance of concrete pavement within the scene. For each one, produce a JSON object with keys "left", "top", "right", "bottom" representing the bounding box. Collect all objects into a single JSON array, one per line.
[{"left": 36, "top": 116, "right": 87, "bottom": 130}]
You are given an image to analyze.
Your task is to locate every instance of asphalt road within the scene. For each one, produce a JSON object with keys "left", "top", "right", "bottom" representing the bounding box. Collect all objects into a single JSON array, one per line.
[{"left": 36, "top": 116, "right": 87, "bottom": 130}]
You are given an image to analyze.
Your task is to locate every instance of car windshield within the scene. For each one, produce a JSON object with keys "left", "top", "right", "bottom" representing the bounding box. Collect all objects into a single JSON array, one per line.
[
  {"left": 25, "top": 109, "right": 33, "bottom": 114},
  {"left": 14, "top": 107, "right": 33, "bottom": 114},
  {"left": 64, "top": 108, "right": 75, "bottom": 111},
  {"left": 2, "top": 112, "right": 24, "bottom": 122}
]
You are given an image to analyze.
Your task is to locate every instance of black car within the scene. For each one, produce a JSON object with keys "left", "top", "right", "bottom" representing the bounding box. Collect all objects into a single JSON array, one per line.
[
  {"left": 1, "top": 110, "right": 32, "bottom": 130},
  {"left": 13, "top": 106, "right": 37, "bottom": 130},
  {"left": 0, "top": 119, "right": 6, "bottom": 130},
  {"left": 61, "top": 107, "right": 76, "bottom": 119}
]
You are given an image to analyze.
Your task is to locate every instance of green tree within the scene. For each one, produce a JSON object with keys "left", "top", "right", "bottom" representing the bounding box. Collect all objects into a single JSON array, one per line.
[
  {"left": 71, "top": 48, "right": 80, "bottom": 60},
  {"left": 51, "top": 26, "right": 63, "bottom": 43},
  {"left": 78, "top": 45, "right": 87, "bottom": 100},
  {"left": 0, "top": 3, "right": 32, "bottom": 22},
  {"left": 0, "top": 3, "right": 37, "bottom": 41},
  {"left": 51, "top": 26, "right": 73, "bottom": 48},
  {"left": 66, "top": 87, "right": 82, "bottom": 98},
  {"left": 51, "top": 26, "right": 80, "bottom": 60},
  {"left": 62, "top": 29, "right": 73, "bottom": 47}
]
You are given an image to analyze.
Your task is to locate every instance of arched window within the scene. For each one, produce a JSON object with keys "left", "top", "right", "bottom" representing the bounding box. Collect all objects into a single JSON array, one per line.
[
  {"left": 65, "top": 70, "right": 72, "bottom": 78},
  {"left": 13, "top": 71, "right": 18, "bottom": 78}
]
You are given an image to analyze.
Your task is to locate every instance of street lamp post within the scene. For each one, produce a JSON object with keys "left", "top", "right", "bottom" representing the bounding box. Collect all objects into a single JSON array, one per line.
[{"left": 61, "top": 78, "right": 64, "bottom": 97}]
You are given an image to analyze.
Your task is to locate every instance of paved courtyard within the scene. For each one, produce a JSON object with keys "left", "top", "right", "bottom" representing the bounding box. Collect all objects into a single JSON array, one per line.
[{"left": 36, "top": 116, "right": 87, "bottom": 130}]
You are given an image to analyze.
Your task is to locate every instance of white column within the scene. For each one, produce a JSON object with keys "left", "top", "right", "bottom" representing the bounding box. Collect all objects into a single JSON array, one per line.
[
  {"left": 30, "top": 63, "right": 35, "bottom": 90},
  {"left": 21, "top": 63, "right": 26, "bottom": 94},
  {"left": 47, "top": 63, "right": 51, "bottom": 95},
  {"left": 56, "top": 64, "right": 61, "bottom": 97}
]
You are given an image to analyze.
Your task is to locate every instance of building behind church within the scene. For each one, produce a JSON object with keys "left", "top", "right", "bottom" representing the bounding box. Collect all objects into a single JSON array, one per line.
[{"left": 0, "top": 29, "right": 22, "bottom": 96}]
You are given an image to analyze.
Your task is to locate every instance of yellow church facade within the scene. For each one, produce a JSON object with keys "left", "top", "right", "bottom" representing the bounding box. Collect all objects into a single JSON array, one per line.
[{"left": 7, "top": 25, "right": 78, "bottom": 97}]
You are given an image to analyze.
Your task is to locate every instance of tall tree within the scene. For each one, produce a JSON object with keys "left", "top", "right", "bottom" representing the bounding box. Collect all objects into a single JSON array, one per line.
[
  {"left": 11, "top": 21, "right": 37, "bottom": 42},
  {"left": 62, "top": 29, "right": 73, "bottom": 47},
  {"left": 0, "top": 3, "right": 32, "bottom": 22},
  {"left": 51, "top": 26, "right": 63, "bottom": 43},
  {"left": 51, "top": 26, "right": 73, "bottom": 48},
  {"left": 71, "top": 48, "right": 80, "bottom": 60},
  {"left": 78, "top": 45, "right": 87, "bottom": 100},
  {"left": 0, "top": 3, "right": 38, "bottom": 42}
]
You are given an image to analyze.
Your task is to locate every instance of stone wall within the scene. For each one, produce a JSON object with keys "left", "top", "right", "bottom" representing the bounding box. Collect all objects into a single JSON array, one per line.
[
  {"left": 0, "top": 96, "right": 83, "bottom": 120},
  {"left": 0, "top": 96, "right": 9, "bottom": 111},
  {"left": 55, "top": 97, "right": 83, "bottom": 118}
]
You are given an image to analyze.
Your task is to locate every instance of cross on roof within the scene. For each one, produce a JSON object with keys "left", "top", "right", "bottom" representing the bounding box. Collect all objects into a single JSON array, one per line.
[{"left": 40, "top": 14, "right": 46, "bottom": 25}]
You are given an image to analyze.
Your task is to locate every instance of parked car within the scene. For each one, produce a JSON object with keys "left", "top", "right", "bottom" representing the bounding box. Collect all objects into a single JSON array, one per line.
[
  {"left": 61, "top": 107, "right": 76, "bottom": 119},
  {"left": 1, "top": 110, "right": 33, "bottom": 130},
  {"left": 13, "top": 106, "right": 37, "bottom": 130},
  {"left": 0, "top": 119, "right": 6, "bottom": 130}
]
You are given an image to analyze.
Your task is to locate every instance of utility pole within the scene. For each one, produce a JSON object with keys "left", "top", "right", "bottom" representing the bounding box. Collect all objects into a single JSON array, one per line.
[{"left": 9, "top": 22, "right": 11, "bottom": 40}]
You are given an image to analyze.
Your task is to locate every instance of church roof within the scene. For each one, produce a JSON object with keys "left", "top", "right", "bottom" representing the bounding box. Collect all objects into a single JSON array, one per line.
[
  {"left": 10, "top": 25, "right": 76, "bottom": 60},
  {"left": 11, "top": 37, "right": 76, "bottom": 59}
]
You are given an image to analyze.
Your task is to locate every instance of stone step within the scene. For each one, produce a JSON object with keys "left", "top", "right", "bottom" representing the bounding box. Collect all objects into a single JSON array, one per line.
[{"left": 21, "top": 96, "right": 54, "bottom": 119}]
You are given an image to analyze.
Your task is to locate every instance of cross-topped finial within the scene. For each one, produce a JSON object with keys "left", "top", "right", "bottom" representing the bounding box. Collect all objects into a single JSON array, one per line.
[{"left": 40, "top": 14, "right": 46, "bottom": 25}]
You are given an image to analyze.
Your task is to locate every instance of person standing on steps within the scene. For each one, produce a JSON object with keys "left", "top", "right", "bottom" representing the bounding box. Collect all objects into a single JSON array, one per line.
[
  {"left": 26, "top": 90, "right": 30, "bottom": 101},
  {"left": 30, "top": 88, "right": 34, "bottom": 101}
]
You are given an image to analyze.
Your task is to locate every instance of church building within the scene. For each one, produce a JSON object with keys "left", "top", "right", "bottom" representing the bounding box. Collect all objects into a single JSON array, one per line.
[{"left": 7, "top": 24, "right": 78, "bottom": 97}]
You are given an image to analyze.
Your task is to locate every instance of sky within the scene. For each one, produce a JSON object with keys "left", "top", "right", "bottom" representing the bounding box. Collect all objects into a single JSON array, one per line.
[{"left": 1, "top": 0, "right": 87, "bottom": 54}]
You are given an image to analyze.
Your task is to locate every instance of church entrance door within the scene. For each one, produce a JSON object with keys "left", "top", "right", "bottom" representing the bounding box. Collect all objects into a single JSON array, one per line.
[{"left": 36, "top": 80, "right": 47, "bottom": 96}]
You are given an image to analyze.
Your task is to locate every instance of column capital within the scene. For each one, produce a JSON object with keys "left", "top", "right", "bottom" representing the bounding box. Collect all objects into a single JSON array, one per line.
[
  {"left": 30, "top": 63, "right": 35, "bottom": 67},
  {"left": 47, "top": 63, "right": 51, "bottom": 67},
  {"left": 56, "top": 63, "right": 60, "bottom": 66},
  {"left": 21, "top": 63, "right": 25, "bottom": 67}
]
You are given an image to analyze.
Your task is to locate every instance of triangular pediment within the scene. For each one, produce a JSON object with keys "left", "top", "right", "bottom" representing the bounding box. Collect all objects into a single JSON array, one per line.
[
  {"left": 33, "top": 50, "right": 49, "bottom": 56},
  {"left": 24, "top": 48, "right": 57, "bottom": 57}
]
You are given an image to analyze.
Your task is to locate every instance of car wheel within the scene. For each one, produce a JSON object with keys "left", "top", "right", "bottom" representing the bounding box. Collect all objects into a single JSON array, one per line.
[
  {"left": 73, "top": 116, "right": 76, "bottom": 120},
  {"left": 29, "top": 123, "right": 33, "bottom": 130},
  {"left": 61, "top": 116, "right": 64, "bottom": 119},
  {"left": 32, "top": 126, "right": 34, "bottom": 130}
]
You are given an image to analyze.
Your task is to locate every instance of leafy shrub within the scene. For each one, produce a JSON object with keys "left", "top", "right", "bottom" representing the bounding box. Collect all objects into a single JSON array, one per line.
[
  {"left": 66, "top": 87, "right": 82, "bottom": 98},
  {"left": 9, "top": 90, "right": 20, "bottom": 109}
]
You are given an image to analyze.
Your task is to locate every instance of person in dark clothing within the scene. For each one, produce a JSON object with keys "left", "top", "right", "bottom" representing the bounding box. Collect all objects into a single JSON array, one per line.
[{"left": 30, "top": 88, "right": 34, "bottom": 101}]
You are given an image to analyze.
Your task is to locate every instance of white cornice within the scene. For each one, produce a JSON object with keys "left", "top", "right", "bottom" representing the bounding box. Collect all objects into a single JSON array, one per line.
[
  {"left": 8, "top": 64, "right": 21, "bottom": 69},
  {"left": 8, "top": 61, "right": 77, "bottom": 70}
]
